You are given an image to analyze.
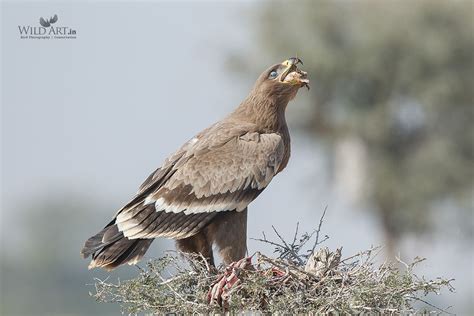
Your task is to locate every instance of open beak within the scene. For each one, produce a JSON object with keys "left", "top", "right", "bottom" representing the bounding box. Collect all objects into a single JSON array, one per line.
[{"left": 279, "top": 57, "right": 310, "bottom": 90}]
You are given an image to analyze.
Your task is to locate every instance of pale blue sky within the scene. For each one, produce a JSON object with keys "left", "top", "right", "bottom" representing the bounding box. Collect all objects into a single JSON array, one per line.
[{"left": 2, "top": 1, "right": 378, "bottom": 255}]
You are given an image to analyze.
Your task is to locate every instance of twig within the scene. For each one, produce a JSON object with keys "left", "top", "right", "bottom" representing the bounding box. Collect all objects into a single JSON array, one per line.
[
  {"left": 340, "top": 246, "right": 381, "bottom": 263},
  {"left": 291, "top": 222, "right": 300, "bottom": 247},
  {"left": 271, "top": 225, "right": 304, "bottom": 265},
  {"left": 157, "top": 274, "right": 206, "bottom": 307},
  {"left": 406, "top": 296, "right": 455, "bottom": 315},
  {"left": 310, "top": 205, "right": 328, "bottom": 255}
]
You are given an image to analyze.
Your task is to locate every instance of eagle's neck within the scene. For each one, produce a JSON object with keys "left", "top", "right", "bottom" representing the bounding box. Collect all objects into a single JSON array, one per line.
[
  {"left": 230, "top": 89, "right": 292, "bottom": 173},
  {"left": 231, "top": 91, "right": 289, "bottom": 133}
]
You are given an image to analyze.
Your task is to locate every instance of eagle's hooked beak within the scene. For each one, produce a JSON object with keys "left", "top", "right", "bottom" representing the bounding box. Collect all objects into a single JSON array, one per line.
[{"left": 279, "top": 57, "right": 310, "bottom": 90}]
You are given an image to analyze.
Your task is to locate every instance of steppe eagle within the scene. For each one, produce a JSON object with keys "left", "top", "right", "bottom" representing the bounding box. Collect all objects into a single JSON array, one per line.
[{"left": 81, "top": 57, "right": 309, "bottom": 270}]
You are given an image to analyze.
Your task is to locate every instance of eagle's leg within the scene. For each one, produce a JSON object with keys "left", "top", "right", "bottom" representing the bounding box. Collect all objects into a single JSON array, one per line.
[
  {"left": 206, "top": 208, "right": 249, "bottom": 307},
  {"left": 206, "top": 208, "right": 248, "bottom": 265},
  {"left": 176, "top": 230, "right": 215, "bottom": 267}
]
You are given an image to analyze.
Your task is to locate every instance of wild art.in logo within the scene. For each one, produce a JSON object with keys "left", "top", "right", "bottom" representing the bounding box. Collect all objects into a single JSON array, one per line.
[
  {"left": 39, "top": 14, "right": 58, "bottom": 27},
  {"left": 18, "top": 14, "right": 77, "bottom": 39}
]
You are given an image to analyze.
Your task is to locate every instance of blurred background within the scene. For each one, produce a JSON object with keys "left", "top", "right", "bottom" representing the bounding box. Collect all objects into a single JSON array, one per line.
[{"left": 1, "top": 0, "right": 472, "bottom": 315}]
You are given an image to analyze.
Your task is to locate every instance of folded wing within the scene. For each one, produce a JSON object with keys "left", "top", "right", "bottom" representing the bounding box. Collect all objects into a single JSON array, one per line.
[{"left": 115, "top": 126, "right": 285, "bottom": 240}]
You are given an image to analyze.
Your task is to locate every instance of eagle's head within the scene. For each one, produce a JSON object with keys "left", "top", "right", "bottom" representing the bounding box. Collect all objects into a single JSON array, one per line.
[{"left": 254, "top": 57, "right": 309, "bottom": 103}]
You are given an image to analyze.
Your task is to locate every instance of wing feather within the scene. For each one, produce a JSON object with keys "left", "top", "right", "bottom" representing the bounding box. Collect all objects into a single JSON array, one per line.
[{"left": 115, "top": 122, "right": 285, "bottom": 240}]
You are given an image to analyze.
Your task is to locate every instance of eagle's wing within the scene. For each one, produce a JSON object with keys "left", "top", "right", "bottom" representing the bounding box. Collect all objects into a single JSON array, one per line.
[{"left": 114, "top": 122, "right": 285, "bottom": 240}]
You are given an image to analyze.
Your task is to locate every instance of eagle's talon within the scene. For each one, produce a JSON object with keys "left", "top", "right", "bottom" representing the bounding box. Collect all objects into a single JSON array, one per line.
[{"left": 207, "top": 257, "right": 253, "bottom": 307}]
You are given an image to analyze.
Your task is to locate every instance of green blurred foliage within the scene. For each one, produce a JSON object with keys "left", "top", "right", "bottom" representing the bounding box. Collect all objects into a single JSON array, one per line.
[{"left": 249, "top": 0, "right": 473, "bottom": 244}]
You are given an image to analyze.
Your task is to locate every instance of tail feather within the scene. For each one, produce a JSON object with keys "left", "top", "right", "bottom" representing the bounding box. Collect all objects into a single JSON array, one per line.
[{"left": 81, "top": 221, "right": 153, "bottom": 270}]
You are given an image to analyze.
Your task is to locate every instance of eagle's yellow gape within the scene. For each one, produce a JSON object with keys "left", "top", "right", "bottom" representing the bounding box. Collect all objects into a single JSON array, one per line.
[{"left": 277, "top": 57, "right": 310, "bottom": 90}]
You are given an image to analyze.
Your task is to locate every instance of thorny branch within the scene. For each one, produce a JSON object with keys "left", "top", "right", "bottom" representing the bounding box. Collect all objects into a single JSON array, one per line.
[{"left": 251, "top": 207, "right": 329, "bottom": 264}]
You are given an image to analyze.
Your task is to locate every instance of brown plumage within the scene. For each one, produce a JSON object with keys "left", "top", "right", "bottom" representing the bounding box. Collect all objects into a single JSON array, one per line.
[{"left": 81, "top": 57, "right": 309, "bottom": 270}]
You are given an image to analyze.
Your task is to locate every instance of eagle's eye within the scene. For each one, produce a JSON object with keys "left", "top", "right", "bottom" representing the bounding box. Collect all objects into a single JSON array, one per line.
[{"left": 268, "top": 70, "right": 278, "bottom": 79}]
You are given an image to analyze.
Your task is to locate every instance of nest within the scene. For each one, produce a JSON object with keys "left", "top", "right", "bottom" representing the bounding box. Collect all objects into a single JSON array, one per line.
[{"left": 92, "top": 212, "right": 454, "bottom": 314}]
